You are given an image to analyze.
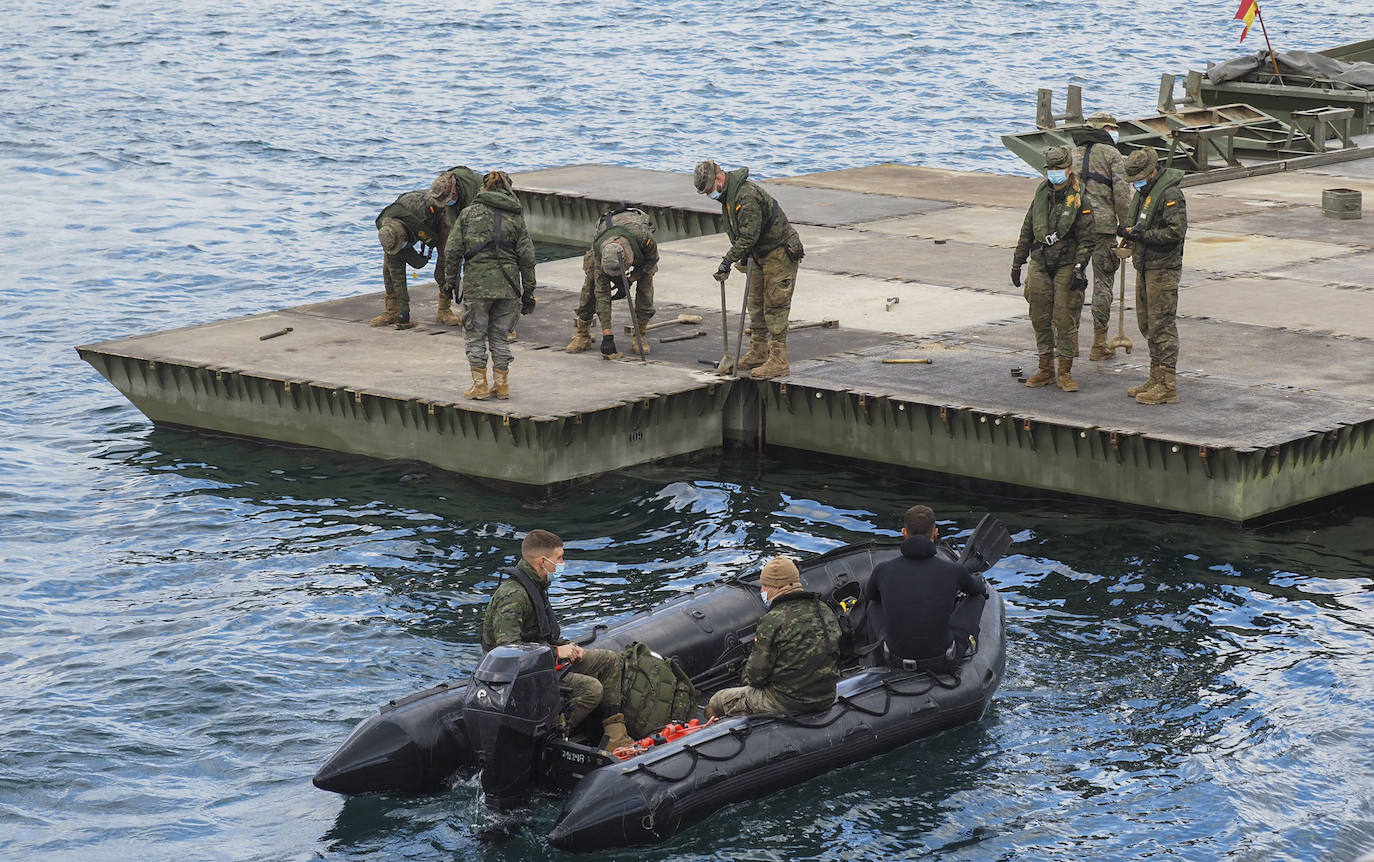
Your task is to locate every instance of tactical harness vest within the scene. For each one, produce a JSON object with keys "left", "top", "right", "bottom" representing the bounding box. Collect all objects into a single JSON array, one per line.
[
  {"left": 499, "top": 565, "right": 561, "bottom": 644},
  {"left": 592, "top": 224, "right": 658, "bottom": 274},
  {"left": 1079, "top": 143, "right": 1115, "bottom": 188},
  {"left": 463, "top": 206, "right": 524, "bottom": 296}
]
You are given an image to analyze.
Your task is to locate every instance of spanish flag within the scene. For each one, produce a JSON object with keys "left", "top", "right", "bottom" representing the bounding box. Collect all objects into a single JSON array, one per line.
[{"left": 1235, "top": 0, "right": 1258, "bottom": 43}]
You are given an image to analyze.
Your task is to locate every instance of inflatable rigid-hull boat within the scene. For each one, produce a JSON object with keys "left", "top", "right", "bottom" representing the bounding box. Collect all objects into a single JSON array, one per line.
[{"left": 313, "top": 517, "right": 1011, "bottom": 851}]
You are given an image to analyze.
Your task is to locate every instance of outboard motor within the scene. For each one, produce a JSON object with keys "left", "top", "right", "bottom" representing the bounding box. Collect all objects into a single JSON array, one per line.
[
  {"left": 313, "top": 681, "right": 475, "bottom": 795},
  {"left": 462, "top": 643, "right": 563, "bottom": 810}
]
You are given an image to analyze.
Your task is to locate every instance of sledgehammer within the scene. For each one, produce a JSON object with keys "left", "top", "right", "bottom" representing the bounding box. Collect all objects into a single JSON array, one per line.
[
  {"left": 625, "top": 313, "right": 703, "bottom": 334},
  {"left": 745, "top": 319, "right": 838, "bottom": 335}
]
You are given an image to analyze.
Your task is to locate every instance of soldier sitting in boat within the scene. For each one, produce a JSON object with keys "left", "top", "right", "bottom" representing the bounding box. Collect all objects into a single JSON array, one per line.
[
  {"left": 480, "top": 529, "right": 635, "bottom": 751},
  {"left": 705, "top": 557, "right": 842, "bottom": 718},
  {"left": 863, "top": 505, "right": 989, "bottom": 674},
  {"left": 565, "top": 207, "right": 659, "bottom": 358}
]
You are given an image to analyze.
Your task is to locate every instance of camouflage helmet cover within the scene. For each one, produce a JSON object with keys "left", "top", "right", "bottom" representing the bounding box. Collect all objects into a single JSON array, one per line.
[
  {"left": 1124, "top": 148, "right": 1158, "bottom": 182},
  {"left": 601, "top": 237, "right": 629, "bottom": 276},
  {"left": 1086, "top": 111, "right": 1118, "bottom": 129},
  {"left": 377, "top": 218, "right": 406, "bottom": 254},
  {"left": 1043, "top": 146, "right": 1072, "bottom": 170},
  {"left": 428, "top": 171, "right": 458, "bottom": 205},
  {"left": 693, "top": 159, "right": 720, "bottom": 194},
  {"left": 482, "top": 170, "right": 513, "bottom": 192}
]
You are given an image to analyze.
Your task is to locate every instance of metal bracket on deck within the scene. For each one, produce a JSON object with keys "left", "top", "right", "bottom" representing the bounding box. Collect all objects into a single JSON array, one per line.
[
  {"left": 1199, "top": 446, "right": 1211, "bottom": 478},
  {"left": 1110, "top": 431, "right": 1122, "bottom": 464},
  {"left": 1023, "top": 418, "right": 1037, "bottom": 452},
  {"left": 939, "top": 406, "right": 953, "bottom": 438}
]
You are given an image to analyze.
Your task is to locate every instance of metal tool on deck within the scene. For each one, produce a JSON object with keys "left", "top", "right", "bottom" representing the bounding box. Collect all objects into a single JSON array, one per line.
[
  {"left": 621, "top": 274, "right": 646, "bottom": 364},
  {"left": 624, "top": 314, "right": 703, "bottom": 334},
  {"left": 259, "top": 327, "right": 293, "bottom": 341},
  {"left": 659, "top": 330, "right": 707, "bottom": 344},
  {"left": 881, "top": 358, "right": 932, "bottom": 364},
  {"left": 746, "top": 319, "right": 838, "bottom": 335},
  {"left": 716, "top": 260, "right": 752, "bottom": 376},
  {"left": 1107, "top": 244, "right": 1134, "bottom": 356}
]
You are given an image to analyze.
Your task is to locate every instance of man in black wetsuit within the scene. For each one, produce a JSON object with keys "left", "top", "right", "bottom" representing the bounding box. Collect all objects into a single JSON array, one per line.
[{"left": 863, "top": 505, "right": 988, "bottom": 673}]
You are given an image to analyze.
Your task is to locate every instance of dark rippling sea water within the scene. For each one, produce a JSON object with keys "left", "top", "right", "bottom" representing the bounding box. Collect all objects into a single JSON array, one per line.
[{"left": 2, "top": 2, "right": 1372, "bottom": 860}]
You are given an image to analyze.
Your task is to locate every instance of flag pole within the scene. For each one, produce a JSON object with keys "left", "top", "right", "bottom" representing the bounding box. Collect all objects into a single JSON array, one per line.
[{"left": 1256, "top": 5, "right": 1282, "bottom": 77}]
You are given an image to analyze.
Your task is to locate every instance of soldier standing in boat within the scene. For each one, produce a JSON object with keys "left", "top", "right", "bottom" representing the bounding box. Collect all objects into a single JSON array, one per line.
[
  {"left": 693, "top": 160, "right": 805, "bottom": 379},
  {"left": 1011, "top": 146, "right": 1096, "bottom": 392},
  {"left": 566, "top": 207, "right": 659, "bottom": 358},
  {"left": 1069, "top": 113, "right": 1133, "bottom": 361},
  {"left": 444, "top": 170, "right": 537, "bottom": 401},
  {"left": 1117, "top": 147, "right": 1187, "bottom": 405},
  {"left": 705, "top": 557, "right": 841, "bottom": 719},
  {"left": 480, "top": 529, "right": 635, "bottom": 751}
]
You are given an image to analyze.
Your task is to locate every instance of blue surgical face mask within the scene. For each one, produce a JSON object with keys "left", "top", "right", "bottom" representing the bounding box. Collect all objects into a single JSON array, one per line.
[
  {"left": 1132, "top": 178, "right": 1148, "bottom": 191},
  {"left": 759, "top": 589, "right": 771, "bottom": 607},
  {"left": 554, "top": 561, "right": 566, "bottom": 576},
  {"left": 445, "top": 198, "right": 457, "bottom": 207},
  {"left": 708, "top": 189, "right": 723, "bottom": 200},
  {"left": 1047, "top": 169, "right": 1067, "bottom": 185}
]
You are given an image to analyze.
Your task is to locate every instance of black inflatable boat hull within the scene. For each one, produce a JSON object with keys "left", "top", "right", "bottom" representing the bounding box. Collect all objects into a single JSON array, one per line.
[{"left": 547, "top": 588, "right": 1005, "bottom": 851}]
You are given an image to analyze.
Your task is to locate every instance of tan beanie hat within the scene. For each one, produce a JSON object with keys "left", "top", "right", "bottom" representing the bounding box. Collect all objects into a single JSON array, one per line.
[{"left": 760, "top": 556, "right": 800, "bottom": 590}]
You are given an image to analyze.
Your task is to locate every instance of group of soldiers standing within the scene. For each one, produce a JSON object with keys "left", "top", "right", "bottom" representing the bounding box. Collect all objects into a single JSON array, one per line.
[
  {"left": 372, "top": 126, "right": 1184, "bottom": 407},
  {"left": 371, "top": 158, "right": 806, "bottom": 400},
  {"left": 1012, "top": 112, "right": 1188, "bottom": 405}
]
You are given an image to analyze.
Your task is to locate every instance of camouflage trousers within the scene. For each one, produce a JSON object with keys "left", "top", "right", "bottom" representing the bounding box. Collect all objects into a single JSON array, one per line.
[
  {"left": 382, "top": 253, "right": 411, "bottom": 316},
  {"left": 1135, "top": 265, "right": 1180, "bottom": 370},
  {"left": 707, "top": 684, "right": 789, "bottom": 718},
  {"left": 1024, "top": 260, "right": 1085, "bottom": 358},
  {"left": 575, "top": 251, "right": 656, "bottom": 332},
  {"left": 564, "top": 646, "right": 623, "bottom": 728},
  {"left": 747, "top": 246, "right": 798, "bottom": 344},
  {"left": 1087, "top": 233, "right": 1121, "bottom": 333},
  {"left": 461, "top": 297, "right": 520, "bottom": 370}
]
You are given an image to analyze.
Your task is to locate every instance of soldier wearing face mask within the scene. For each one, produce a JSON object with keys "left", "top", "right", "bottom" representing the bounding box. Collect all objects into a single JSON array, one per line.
[
  {"left": 1011, "top": 146, "right": 1096, "bottom": 391},
  {"left": 1070, "top": 113, "right": 1133, "bottom": 360},
  {"left": 1117, "top": 147, "right": 1188, "bottom": 405},
  {"left": 704, "top": 556, "right": 841, "bottom": 719},
  {"left": 480, "top": 529, "right": 633, "bottom": 751}
]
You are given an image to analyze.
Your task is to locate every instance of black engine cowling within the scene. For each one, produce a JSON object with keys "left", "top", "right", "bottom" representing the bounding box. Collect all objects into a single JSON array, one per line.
[{"left": 462, "top": 643, "right": 563, "bottom": 809}]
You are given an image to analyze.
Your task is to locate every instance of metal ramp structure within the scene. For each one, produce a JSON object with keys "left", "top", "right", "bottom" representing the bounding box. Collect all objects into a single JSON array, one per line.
[
  {"left": 1002, "top": 78, "right": 1360, "bottom": 177},
  {"left": 1194, "top": 38, "right": 1374, "bottom": 134}
]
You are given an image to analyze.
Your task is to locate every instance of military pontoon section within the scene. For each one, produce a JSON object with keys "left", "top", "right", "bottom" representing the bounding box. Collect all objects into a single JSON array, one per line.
[{"left": 79, "top": 159, "right": 1374, "bottom": 521}]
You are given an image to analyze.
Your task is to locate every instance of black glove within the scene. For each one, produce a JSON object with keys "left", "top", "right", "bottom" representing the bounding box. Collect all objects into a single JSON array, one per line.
[
  {"left": 1117, "top": 225, "right": 1141, "bottom": 241},
  {"left": 1071, "top": 265, "right": 1088, "bottom": 292},
  {"left": 1010, "top": 265, "right": 1022, "bottom": 288},
  {"left": 608, "top": 279, "right": 627, "bottom": 301},
  {"left": 713, "top": 258, "right": 732, "bottom": 283},
  {"left": 1114, "top": 224, "right": 1128, "bottom": 238},
  {"left": 600, "top": 334, "right": 618, "bottom": 356},
  {"left": 520, "top": 291, "right": 536, "bottom": 315}
]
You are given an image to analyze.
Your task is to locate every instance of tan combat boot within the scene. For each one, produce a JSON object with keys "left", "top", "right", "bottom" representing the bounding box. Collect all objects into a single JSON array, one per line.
[
  {"left": 491, "top": 367, "right": 510, "bottom": 400},
  {"left": 737, "top": 334, "right": 769, "bottom": 371},
  {"left": 370, "top": 294, "right": 399, "bottom": 327},
  {"left": 1136, "top": 367, "right": 1179, "bottom": 404},
  {"left": 465, "top": 365, "right": 491, "bottom": 401},
  {"left": 566, "top": 318, "right": 593, "bottom": 353},
  {"left": 1088, "top": 329, "right": 1111, "bottom": 361},
  {"left": 436, "top": 291, "right": 461, "bottom": 326},
  {"left": 751, "top": 342, "right": 790, "bottom": 379},
  {"left": 1025, "top": 353, "right": 1054, "bottom": 388},
  {"left": 601, "top": 712, "right": 635, "bottom": 753},
  {"left": 1056, "top": 357, "right": 1079, "bottom": 392},
  {"left": 1127, "top": 363, "right": 1160, "bottom": 398},
  {"left": 630, "top": 320, "right": 651, "bottom": 356}
]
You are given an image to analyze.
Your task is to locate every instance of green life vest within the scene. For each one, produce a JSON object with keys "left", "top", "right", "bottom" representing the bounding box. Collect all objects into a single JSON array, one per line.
[
  {"left": 1128, "top": 168, "right": 1185, "bottom": 231},
  {"left": 1031, "top": 179, "right": 1084, "bottom": 246},
  {"left": 617, "top": 641, "right": 698, "bottom": 739}
]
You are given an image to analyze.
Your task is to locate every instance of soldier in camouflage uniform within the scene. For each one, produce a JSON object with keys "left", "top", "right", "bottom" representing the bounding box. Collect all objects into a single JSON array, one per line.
[
  {"left": 1117, "top": 147, "right": 1187, "bottom": 405},
  {"left": 374, "top": 189, "right": 449, "bottom": 330},
  {"left": 1069, "top": 113, "right": 1133, "bottom": 360},
  {"left": 443, "top": 171, "right": 536, "bottom": 401},
  {"left": 480, "top": 529, "right": 633, "bottom": 751},
  {"left": 566, "top": 208, "right": 659, "bottom": 357},
  {"left": 426, "top": 166, "right": 483, "bottom": 326},
  {"left": 1011, "top": 146, "right": 1096, "bottom": 392},
  {"left": 706, "top": 556, "right": 841, "bottom": 718},
  {"left": 694, "top": 160, "right": 805, "bottom": 379}
]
